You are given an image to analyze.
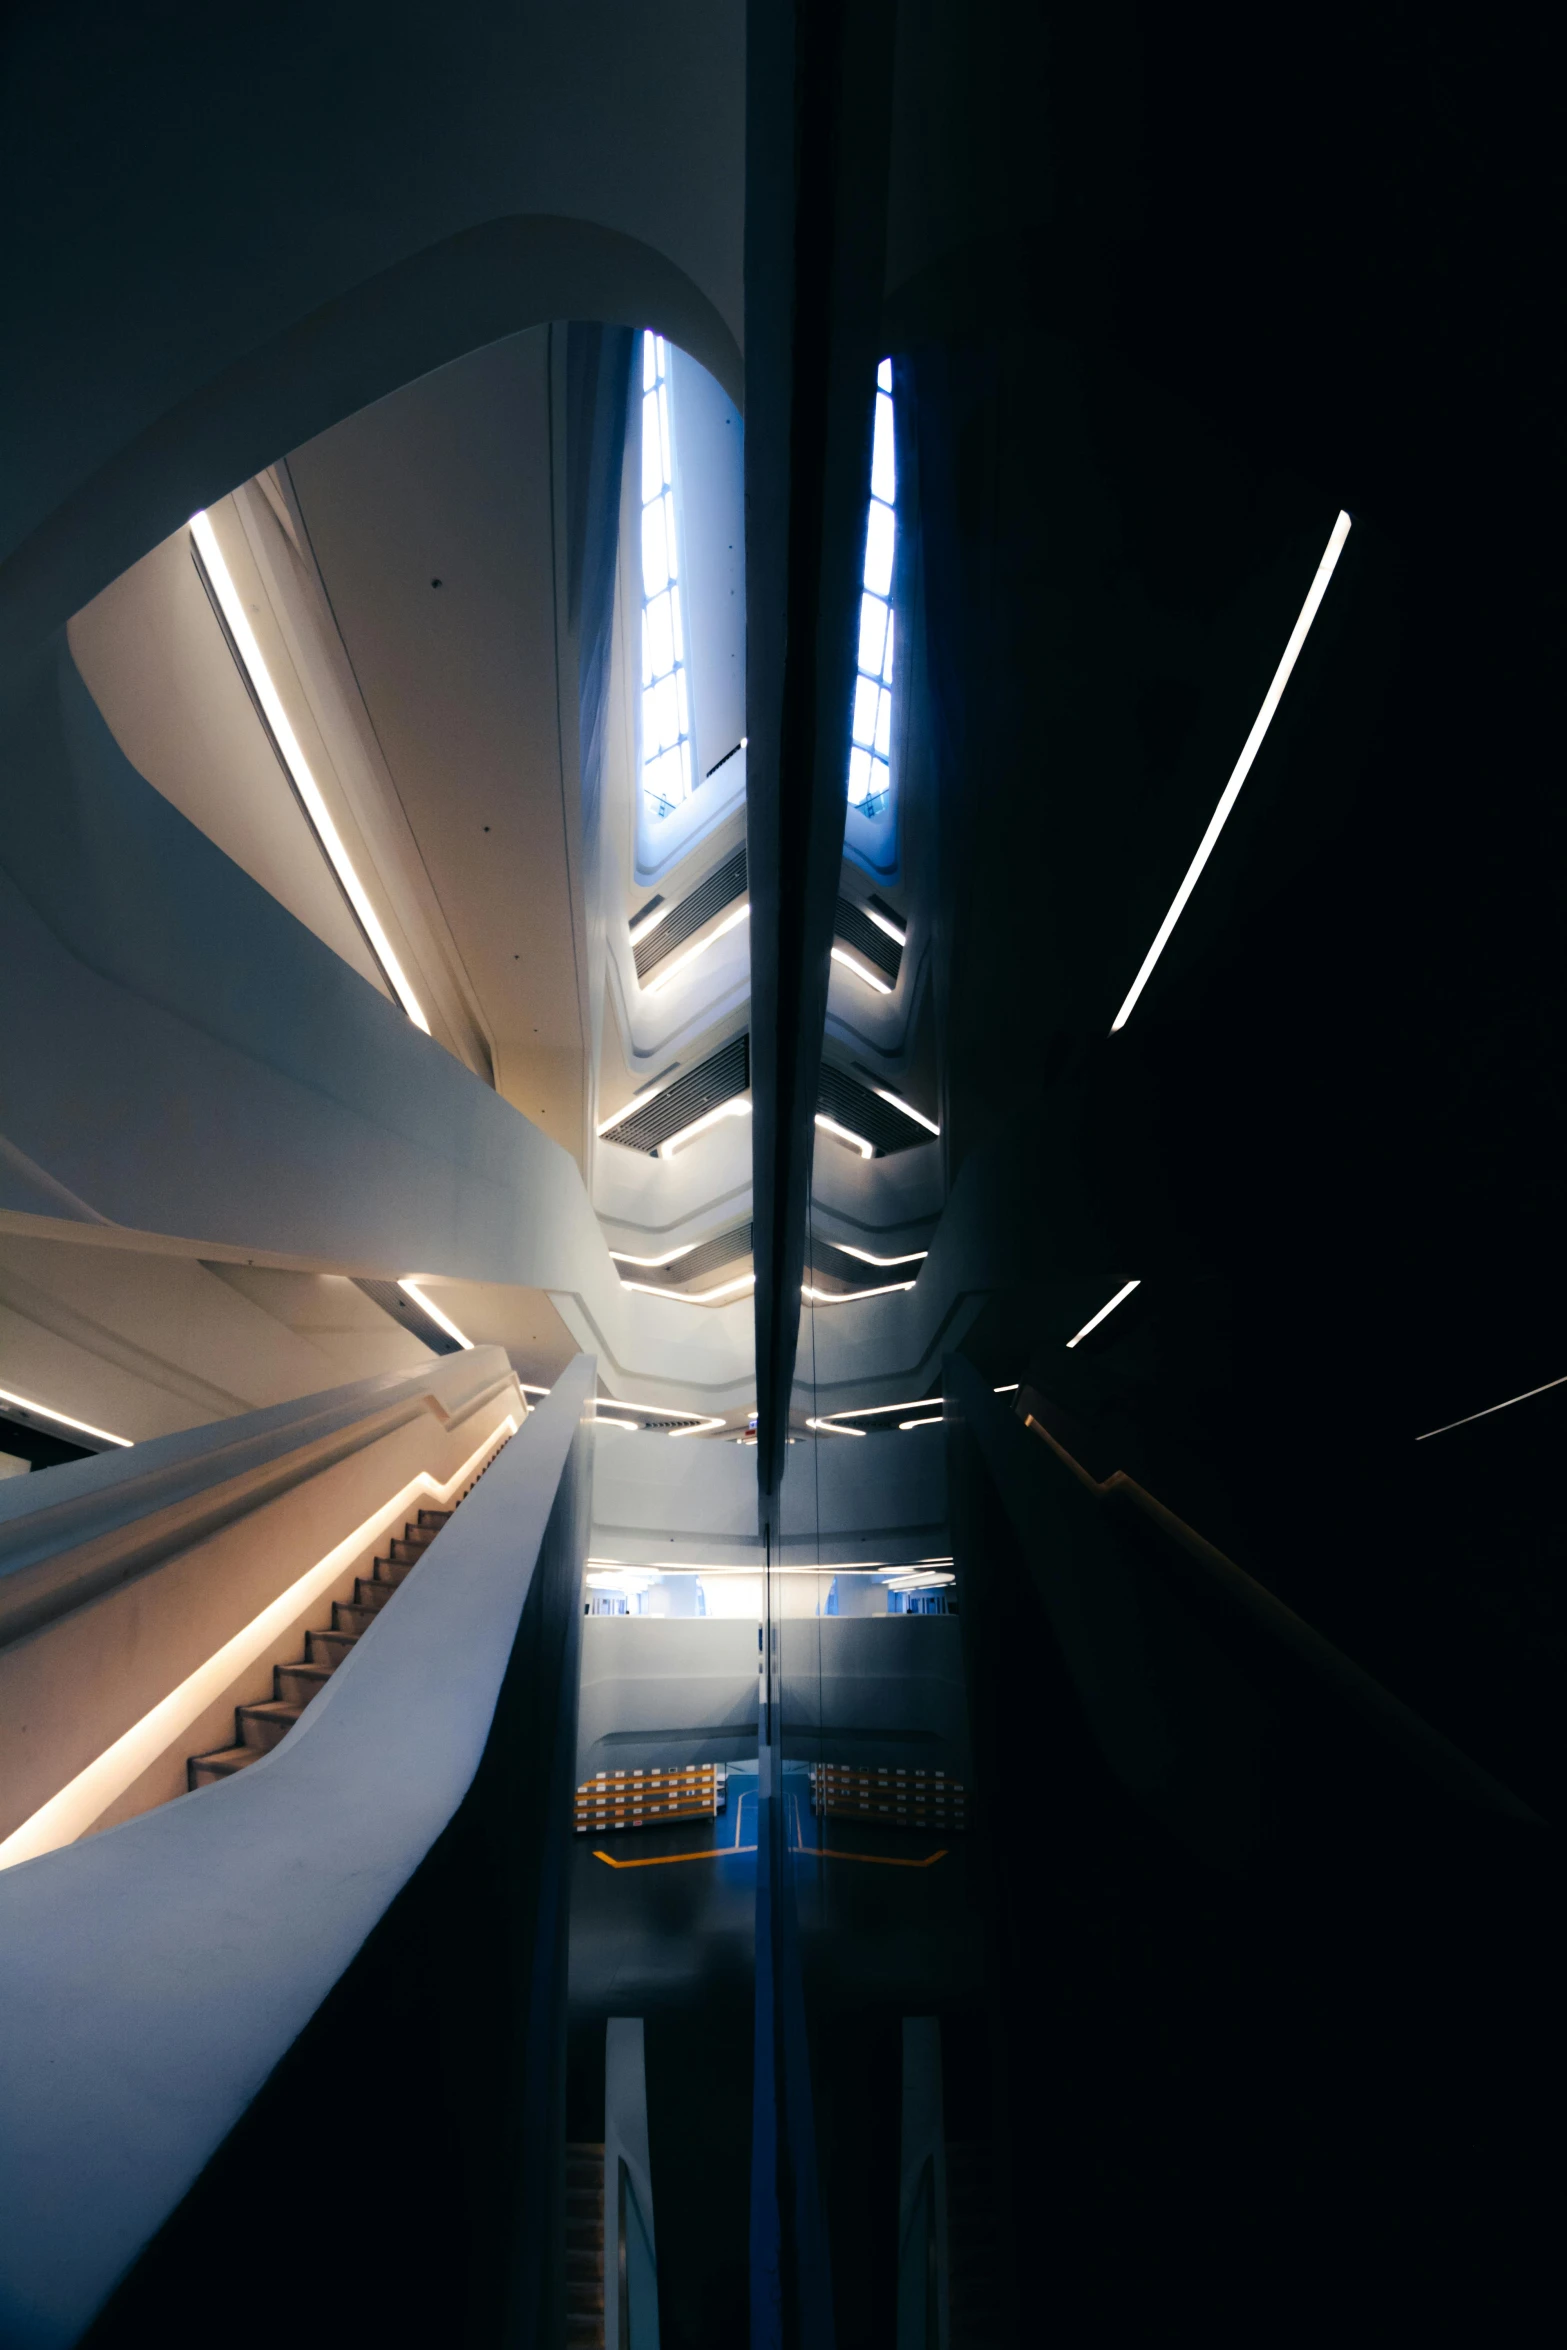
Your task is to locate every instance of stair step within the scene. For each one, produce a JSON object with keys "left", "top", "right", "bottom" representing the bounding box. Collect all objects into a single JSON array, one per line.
[
  {"left": 388, "top": 1535, "right": 430, "bottom": 1565},
  {"left": 275, "top": 1659, "right": 333, "bottom": 1705},
  {"left": 416, "top": 1508, "right": 451, "bottom": 1530},
  {"left": 566, "top": 2281, "right": 605, "bottom": 2314},
  {"left": 333, "top": 1601, "right": 380, "bottom": 1636},
  {"left": 566, "top": 2248, "right": 604, "bottom": 2279},
  {"left": 188, "top": 1744, "right": 260, "bottom": 1789},
  {"left": 236, "top": 1699, "right": 304, "bottom": 1752},
  {"left": 308, "top": 1628, "right": 358, "bottom": 1667},
  {"left": 353, "top": 1576, "right": 396, "bottom": 1612},
  {"left": 372, "top": 1556, "right": 417, "bottom": 1588}
]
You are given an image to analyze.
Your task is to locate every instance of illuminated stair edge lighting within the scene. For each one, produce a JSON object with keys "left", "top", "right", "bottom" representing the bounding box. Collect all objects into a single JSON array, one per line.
[
  {"left": 1110, "top": 509, "right": 1353, "bottom": 1034},
  {"left": 0, "top": 1415, "right": 519, "bottom": 1872},
  {"left": 398, "top": 1280, "right": 473, "bottom": 1350},
  {"left": 0, "top": 1384, "right": 132, "bottom": 1449},
  {"left": 1066, "top": 1279, "right": 1141, "bottom": 1349},
  {"left": 189, "top": 511, "right": 431, "bottom": 1034},
  {"left": 814, "top": 1112, "right": 875, "bottom": 1160},
  {"left": 897, "top": 1417, "right": 943, "bottom": 1431},
  {"left": 871, "top": 1086, "right": 940, "bottom": 1136},
  {"left": 1415, "top": 1370, "right": 1567, "bottom": 1443},
  {"left": 830, "top": 945, "right": 893, "bottom": 995}
]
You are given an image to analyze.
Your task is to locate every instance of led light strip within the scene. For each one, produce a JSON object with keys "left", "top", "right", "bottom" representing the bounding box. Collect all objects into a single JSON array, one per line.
[
  {"left": 897, "top": 1417, "right": 942, "bottom": 1431},
  {"left": 583, "top": 1556, "right": 955, "bottom": 1575},
  {"left": 643, "top": 902, "right": 750, "bottom": 995},
  {"left": 814, "top": 1112, "right": 874, "bottom": 1160},
  {"left": 662, "top": 1098, "right": 752, "bottom": 1158},
  {"left": 190, "top": 511, "right": 430, "bottom": 1033},
  {"left": 861, "top": 905, "right": 906, "bottom": 945},
  {"left": 618, "top": 1270, "right": 756, "bottom": 1306},
  {"left": 608, "top": 1241, "right": 701, "bottom": 1268},
  {"left": 1415, "top": 1371, "right": 1567, "bottom": 1443},
  {"left": 1066, "top": 1279, "right": 1140, "bottom": 1348},
  {"left": 589, "top": 1396, "right": 728, "bottom": 1440},
  {"left": 830, "top": 944, "right": 893, "bottom": 995},
  {"left": 0, "top": 1412, "right": 520, "bottom": 1871},
  {"left": 871, "top": 1086, "right": 939, "bottom": 1136},
  {"left": 802, "top": 1280, "right": 916, "bottom": 1305},
  {"left": 830, "top": 1242, "right": 928, "bottom": 1267},
  {"left": 0, "top": 1383, "right": 132, "bottom": 1449},
  {"left": 805, "top": 1416, "right": 866, "bottom": 1437},
  {"left": 1111, "top": 509, "right": 1353, "bottom": 1033},
  {"left": 820, "top": 1397, "right": 943, "bottom": 1421},
  {"left": 397, "top": 1279, "right": 473, "bottom": 1350}
]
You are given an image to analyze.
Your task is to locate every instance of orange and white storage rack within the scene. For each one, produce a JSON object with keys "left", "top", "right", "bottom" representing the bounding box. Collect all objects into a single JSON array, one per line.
[
  {"left": 808, "top": 1764, "right": 967, "bottom": 1832},
  {"left": 573, "top": 1762, "right": 728, "bottom": 1835}
]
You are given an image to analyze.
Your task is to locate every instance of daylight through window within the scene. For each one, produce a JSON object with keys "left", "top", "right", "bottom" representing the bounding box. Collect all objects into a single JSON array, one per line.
[
  {"left": 847, "top": 359, "right": 896, "bottom": 818},
  {"left": 640, "top": 332, "right": 694, "bottom": 822}
]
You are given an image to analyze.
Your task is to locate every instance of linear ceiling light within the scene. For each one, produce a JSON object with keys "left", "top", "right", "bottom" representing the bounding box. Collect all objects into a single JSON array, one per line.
[
  {"left": 1066, "top": 1279, "right": 1141, "bottom": 1348},
  {"left": 814, "top": 1112, "right": 875, "bottom": 1160},
  {"left": 994, "top": 1382, "right": 1019, "bottom": 1393},
  {"left": 801, "top": 1280, "right": 916, "bottom": 1305},
  {"left": 805, "top": 1416, "right": 867, "bottom": 1436},
  {"left": 397, "top": 1279, "right": 473, "bottom": 1350},
  {"left": 518, "top": 1383, "right": 551, "bottom": 1396},
  {"left": 897, "top": 1417, "right": 943, "bottom": 1431},
  {"left": 1415, "top": 1371, "right": 1567, "bottom": 1443},
  {"left": 830, "top": 944, "right": 893, "bottom": 995},
  {"left": 871, "top": 1085, "right": 939, "bottom": 1136},
  {"left": 1110, "top": 509, "right": 1353, "bottom": 1034},
  {"left": 862, "top": 905, "right": 906, "bottom": 945},
  {"left": 831, "top": 1242, "right": 928, "bottom": 1267},
  {"left": 661, "top": 1098, "right": 752, "bottom": 1158},
  {"left": 823, "top": 1397, "right": 942, "bottom": 1422},
  {"left": 189, "top": 511, "right": 431, "bottom": 1034},
  {"left": 643, "top": 903, "right": 751, "bottom": 995},
  {"left": 592, "top": 1395, "right": 727, "bottom": 1440},
  {"left": 0, "top": 1383, "right": 132, "bottom": 1449},
  {"left": 618, "top": 1270, "right": 756, "bottom": 1305},
  {"left": 593, "top": 1418, "right": 639, "bottom": 1433},
  {"left": 607, "top": 1242, "right": 701, "bottom": 1268}
]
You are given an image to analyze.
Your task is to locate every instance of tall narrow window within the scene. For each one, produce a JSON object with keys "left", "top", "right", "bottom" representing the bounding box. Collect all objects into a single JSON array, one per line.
[
  {"left": 640, "top": 332, "right": 694, "bottom": 821},
  {"left": 847, "top": 358, "right": 896, "bottom": 817}
]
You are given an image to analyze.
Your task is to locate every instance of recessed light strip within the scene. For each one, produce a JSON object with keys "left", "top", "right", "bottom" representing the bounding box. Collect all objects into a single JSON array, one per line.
[
  {"left": 1066, "top": 1279, "right": 1141, "bottom": 1349},
  {"left": 814, "top": 1112, "right": 874, "bottom": 1160},
  {"left": 661, "top": 1098, "right": 752, "bottom": 1158},
  {"left": 397, "top": 1279, "right": 474, "bottom": 1351},
  {"left": 861, "top": 905, "right": 907, "bottom": 946},
  {"left": 1415, "top": 1371, "right": 1567, "bottom": 1443},
  {"left": 1110, "top": 509, "right": 1352, "bottom": 1034},
  {"left": 897, "top": 1417, "right": 943, "bottom": 1431},
  {"left": 618, "top": 1271, "right": 756, "bottom": 1306},
  {"left": 830, "top": 945, "right": 893, "bottom": 995},
  {"left": 607, "top": 1242, "right": 701, "bottom": 1268},
  {"left": 802, "top": 1280, "right": 916, "bottom": 1304},
  {"left": 643, "top": 902, "right": 751, "bottom": 995},
  {"left": 830, "top": 1243, "right": 928, "bottom": 1267},
  {"left": 871, "top": 1086, "right": 940, "bottom": 1136},
  {"left": 0, "top": 1384, "right": 132, "bottom": 1449},
  {"left": 189, "top": 511, "right": 431, "bottom": 1034}
]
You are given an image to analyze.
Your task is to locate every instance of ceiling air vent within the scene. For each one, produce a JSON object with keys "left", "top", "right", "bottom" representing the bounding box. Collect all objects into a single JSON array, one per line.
[
  {"left": 816, "top": 1065, "right": 931, "bottom": 1157},
  {"left": 833, "top": 897, "right": 902, "bottom": 984},
  {"left": 600, "top": 1034, "right": 750, "bottom": 1153},
  {"left": 634, "top": 848, "right": 748, "bottom": 980}
]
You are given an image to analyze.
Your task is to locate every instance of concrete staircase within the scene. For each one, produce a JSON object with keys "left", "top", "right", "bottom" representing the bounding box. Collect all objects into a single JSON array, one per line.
[
  {"left": 187, "top": 1504, "right": 454, "bottom": 1788},
  {"left": 566, "top": 2141, "right": 606, "bottom": 2348}
]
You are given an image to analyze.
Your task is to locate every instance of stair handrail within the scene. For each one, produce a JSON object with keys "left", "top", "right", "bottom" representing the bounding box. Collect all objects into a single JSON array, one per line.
[
  {"left": 0, "top": 1346, "right": 520, "bottom": 1651},
  {"left": 1013, "top": 1380, "right": 1538, "bottom": 1824}
]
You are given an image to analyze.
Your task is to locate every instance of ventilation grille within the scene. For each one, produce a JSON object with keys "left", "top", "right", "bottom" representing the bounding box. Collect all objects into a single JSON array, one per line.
[
  {"left": 816, "top": 1065, "right": 931, "bottom": 1157},
  {"left": 621, "top": 1223, "right": 753, "bottom": 1289},
  {"left": 601, "top": 1035, "right": 750, "bottom": 1153},
  {"left": 635, "top": 848, "right": 748, "bottom": 980},
  {"left": 833, "top": 897, "right": 902, "bottom": 983}
]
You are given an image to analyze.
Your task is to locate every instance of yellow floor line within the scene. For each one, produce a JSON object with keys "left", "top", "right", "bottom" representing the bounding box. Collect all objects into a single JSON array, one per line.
[{"left": 592, "top": 1843, "right": 758, "bottom": 1869}]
